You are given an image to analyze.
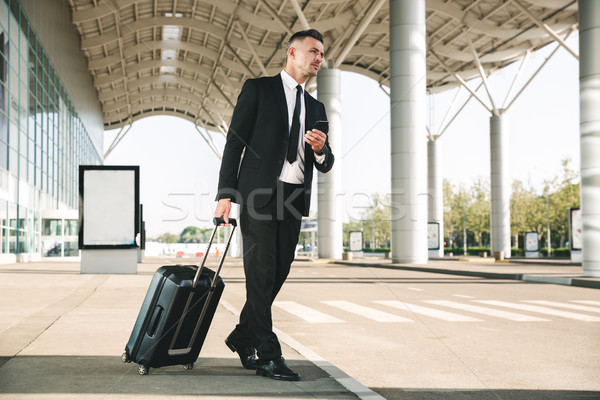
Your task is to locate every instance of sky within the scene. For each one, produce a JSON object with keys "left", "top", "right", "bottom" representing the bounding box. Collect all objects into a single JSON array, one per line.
[{"left": 104, "top": 36, "right": 580, "bottom": 238}]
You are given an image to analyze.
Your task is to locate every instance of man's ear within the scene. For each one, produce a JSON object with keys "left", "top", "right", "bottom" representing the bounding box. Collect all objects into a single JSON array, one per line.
[{"left": 287, "top": 46, "right": 296, "bottom": 59}]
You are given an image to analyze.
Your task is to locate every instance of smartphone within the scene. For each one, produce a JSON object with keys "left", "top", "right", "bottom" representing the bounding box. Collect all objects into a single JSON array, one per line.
[{"left": 313, "top": 120, "right": 329, "bottom": 134}]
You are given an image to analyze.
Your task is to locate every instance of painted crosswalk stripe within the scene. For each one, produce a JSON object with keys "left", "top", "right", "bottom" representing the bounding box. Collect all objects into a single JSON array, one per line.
[
  {"left": 273, "top": 301, "right": 344, "bottom": 323},
  {"left": 425, "top": 300, "right": 549, "bottom": 321},
  {"left": 321, "top": 301, "right": 412, "bottom": 322},
  {"left": 453, "top": 294, "right": 475, "bottom": 299},
  {"left": 572, "top": 300, "right": 600, "bottom": 307},
  {"left": 374, "top": 300, "right": 480, "bottom": 322},
  {"left": 525, "top": 300, "right": 600, "bottom": 314},
  {"left": 475, "top": 300, "right": 600, "bottom": 322}
]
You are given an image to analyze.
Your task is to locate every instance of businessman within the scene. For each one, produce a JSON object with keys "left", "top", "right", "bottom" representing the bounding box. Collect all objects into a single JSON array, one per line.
[{"left": 214, "top": 29, "right": 334, "bottom": 381}]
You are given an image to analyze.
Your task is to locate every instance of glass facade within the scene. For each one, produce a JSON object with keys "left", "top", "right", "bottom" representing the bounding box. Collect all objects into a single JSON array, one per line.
[{"left": 0, "top": 0, "right": 102, "bottom": 258}]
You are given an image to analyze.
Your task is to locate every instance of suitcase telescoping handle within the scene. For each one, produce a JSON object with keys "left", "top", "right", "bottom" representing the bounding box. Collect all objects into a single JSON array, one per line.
[{"left": 192, "top": 217, "right": 237, "bottom": 288}]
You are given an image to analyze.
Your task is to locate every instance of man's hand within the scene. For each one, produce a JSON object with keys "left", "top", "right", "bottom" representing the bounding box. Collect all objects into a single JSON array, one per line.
[
  {"left": 215, "top": 198, "right": 232, "bottom": 225},
  {"left": 304, "top": 129, "right": 327, "bottom": 154}
]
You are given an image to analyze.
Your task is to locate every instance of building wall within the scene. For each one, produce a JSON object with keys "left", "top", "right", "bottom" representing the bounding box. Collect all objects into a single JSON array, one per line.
[
  {"left": 0, "top": 0, "right": 102, "bottom": 260},
  {"left": 19, "top": 0, "right": 103, "bottom": 155}
]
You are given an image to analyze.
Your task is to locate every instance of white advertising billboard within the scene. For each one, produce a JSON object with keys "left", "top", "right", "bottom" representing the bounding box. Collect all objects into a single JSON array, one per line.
[{"left": 79, "top": 166, "right": 140, "bottom": 249}]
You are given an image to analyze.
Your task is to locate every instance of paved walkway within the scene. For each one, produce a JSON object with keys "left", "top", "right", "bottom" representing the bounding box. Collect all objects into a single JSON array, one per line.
[
  {"left": 0, "top": 256, "right": 595, "bottom": 400},
  {"left": 332, "top": 256, "right": 600, "bottom": 289},
  {"left": 0, "top": 258, "right": 377, "bottom": 400}
]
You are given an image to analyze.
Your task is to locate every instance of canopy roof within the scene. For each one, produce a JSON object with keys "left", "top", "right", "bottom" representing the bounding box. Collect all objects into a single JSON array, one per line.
[{"left": 67, "top": 0, "right": 578, "bottom": 131}]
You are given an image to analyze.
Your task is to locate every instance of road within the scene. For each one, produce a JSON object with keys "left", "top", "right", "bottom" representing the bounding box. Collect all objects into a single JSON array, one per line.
[{"left": 219, "top": 260, "right": 600, "bottom": 400}]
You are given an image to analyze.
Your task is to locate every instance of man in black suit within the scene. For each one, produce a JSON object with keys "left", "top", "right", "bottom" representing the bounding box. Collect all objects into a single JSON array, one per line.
[{"left": 214, "top": 29, "right": 334, "bottom": 381}]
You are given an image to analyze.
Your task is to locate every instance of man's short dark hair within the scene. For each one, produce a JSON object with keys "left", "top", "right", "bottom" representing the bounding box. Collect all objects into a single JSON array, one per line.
[{"left": 287, "top": 29, "right": 324, "bottom": 49}]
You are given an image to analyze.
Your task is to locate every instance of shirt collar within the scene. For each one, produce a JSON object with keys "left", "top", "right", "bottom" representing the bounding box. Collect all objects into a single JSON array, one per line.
[{"left": 281, "top": 70, "right": 306, "bottom": 92}]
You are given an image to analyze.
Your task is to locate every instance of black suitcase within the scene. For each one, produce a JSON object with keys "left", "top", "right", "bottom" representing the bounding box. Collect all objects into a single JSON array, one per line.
[{"left": 121, "top": 217, "right": 236, "bottom": 375}]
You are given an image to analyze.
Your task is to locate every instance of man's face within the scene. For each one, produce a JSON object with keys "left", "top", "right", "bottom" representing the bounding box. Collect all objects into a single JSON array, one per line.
[{"left": 289, "top": 36, "right": 324, "bottom": 78}]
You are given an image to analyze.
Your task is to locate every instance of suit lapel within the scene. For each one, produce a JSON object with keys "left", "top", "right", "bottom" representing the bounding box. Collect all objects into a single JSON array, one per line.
[
  {"left": 272, "top": 74, "right": 289, "bottom": 134},
  {"left": 304, "top": 92, "right": 316, "bottom": 157}
]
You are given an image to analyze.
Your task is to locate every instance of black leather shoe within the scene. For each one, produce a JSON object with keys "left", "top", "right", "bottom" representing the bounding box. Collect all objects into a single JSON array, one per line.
[
  {"left": 256, "top": 357, "right": 301, "bottom": 381},
  {"left": 225, "top": 338, "right": 258, "bottom": 370}
]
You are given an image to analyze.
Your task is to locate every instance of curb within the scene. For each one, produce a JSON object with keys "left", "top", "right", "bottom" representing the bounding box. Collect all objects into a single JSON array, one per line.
[{"left": 332, "top": 261, "right": 600, "bottom": 290}]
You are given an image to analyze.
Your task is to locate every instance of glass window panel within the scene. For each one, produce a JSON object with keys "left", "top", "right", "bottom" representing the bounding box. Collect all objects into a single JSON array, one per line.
[
  {"left": 8, "top": 121, "right": 16, "bottom": 148},
  {"left": 27, "top": 161, "right": 33, "bottom": 184},
  {"left": 0, "top": 110, "right": 7, "bottom": 143},
  {"left": 19, "top": 155, "right": 25, "bottom": 177},
  {"left": 65, "top": 219, "right": 77, "bottom": 236},
  {"left": 42, "top": 219, "right": 61, "bottom": 236},
  {"left": 0, "top": 139, "right": 6, "bottom": 169},
  {"left": 64, "top": 241, "right": 78, "bottom": 257},
  {"left": 0, "top": 1, "right": 8, "bottom": 31},
  {"left": 8, "top": 147, "right": 17, "bottom": 173},
  {"left": 19, "top": 131, "right": 25, "bottom": 155},
  {"left": 8, "top": 41, "right": 17, "bottom": 71}
]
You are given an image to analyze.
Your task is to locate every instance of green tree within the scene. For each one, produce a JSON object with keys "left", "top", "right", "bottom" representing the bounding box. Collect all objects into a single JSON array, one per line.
[
  {"left": 466, "top": 178, "right": 490, "bottom": 246},
  {"left": 511, "top": 180, "right": 546, "bottom": 247},
  {"left": 342, "top": 193, "right": 391, "bottom": 249},
  {"left": 547, "top": 159, "right": 580, "bottom": 247},
  {"left": 180, "top": 226, "right": 208, "bottom": 243},
  {"left": 156, "top": 232, "right": 178, "bottom": 243},
  {"left": 443, "top": 180, "right": 470, "bottom": 249}
]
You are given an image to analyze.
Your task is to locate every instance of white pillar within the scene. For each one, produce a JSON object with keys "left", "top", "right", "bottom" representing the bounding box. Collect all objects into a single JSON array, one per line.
[
  {"left": 428, "top": 139, "right": 444, "bottom": 258},
  {"left": 316, "top": 67, "right": 343, "bottom": 259},
  {"left": 579, "top": 0, "right": 600, "bottom": 277},
  {"left": 389, "top": 0, "right": 428, "bottom": 264},
  {"left": 490, "top": 112, "right": 511, "bottom": 259}
]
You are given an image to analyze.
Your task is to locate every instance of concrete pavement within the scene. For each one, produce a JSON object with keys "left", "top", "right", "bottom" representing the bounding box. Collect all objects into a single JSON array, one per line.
[
  {"left": 0, "top": 258, "right": 377, "bottom": 400},
  {"left": 333, "top": 256, "right": 600, "bottom": 289},
  {"left": 0, "top": 256, "right": 597, "bottom": 400}
]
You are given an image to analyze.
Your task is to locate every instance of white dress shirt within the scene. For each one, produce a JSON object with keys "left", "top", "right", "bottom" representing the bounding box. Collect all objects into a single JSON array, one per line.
[{"left": 279, "top": 70, "right": 325, "bottom": 184}]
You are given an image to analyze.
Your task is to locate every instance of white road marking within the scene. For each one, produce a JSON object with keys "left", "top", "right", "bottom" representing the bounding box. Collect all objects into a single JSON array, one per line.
[
  {"left": 274, "top": 301, "right": 344, "bottom": 323},
  {"left": 406, "top": 287, "right": 423, "bottom": 291},
  {"left": 220, "top": 299, "right": 386, "bottom": 400},
  {"left": 374, "top": 300, "right": 480, "bottom": 322},
  {"left": 525, "top": 300, "right": 600, "bottom": 314},
  {"left": 475, "top": 300, "right": 600, "bottom": 322},
  {"left": 453, "top": 294, "right": 475, "bottom": 299},
  {"left": 321, "top": 301, "right": 412, "bottom": 322},
  {"left": 572, "top": 300, "right": 600, "bottom": 307},
  {"left": 425, "top": 300, "right": 549, "bottom": 322}
]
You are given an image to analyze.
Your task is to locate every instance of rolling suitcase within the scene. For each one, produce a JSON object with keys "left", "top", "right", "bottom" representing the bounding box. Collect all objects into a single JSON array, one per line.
[{"left": 121, "top": 217, "right": 236, "bottom": 375}]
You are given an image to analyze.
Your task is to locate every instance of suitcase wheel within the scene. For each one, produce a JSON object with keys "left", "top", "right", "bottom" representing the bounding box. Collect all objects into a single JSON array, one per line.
[
  {"left": 121, "top": 352, "right": 131, "bottom": 363},
  {"left": 183, "top": 363, "right": 194, "bottom": 370},
  {"left": 138, "top": 364, "right": 149, "bottom": 375}
]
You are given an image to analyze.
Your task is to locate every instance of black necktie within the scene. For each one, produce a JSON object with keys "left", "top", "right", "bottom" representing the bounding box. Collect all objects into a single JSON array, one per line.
[{"left": 287, "top": 85, "right": 302, "bottom": 164}]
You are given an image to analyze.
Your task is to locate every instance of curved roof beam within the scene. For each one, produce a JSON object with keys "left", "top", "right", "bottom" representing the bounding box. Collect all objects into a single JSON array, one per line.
[
  {"left": 87, "top": 40, "right": 276, "bottom": 79},
  {"left": 81, "top": 17, "right": 275, "bottom": 62},
  {"left": 523, "top": 0, "right": 577, "bottom": 11},
  {"left": 72, "top": 0, "right": 287, "bottom": 33},
  {"left": 102, "top": 88, "right": 232, "bottom": 115},
  {"left": 427, "top": 0, "right": 576, "bottom": 40},
  {"left": 105, "top": 101, "right": 216, "bottom": 126},
  {"left": 88, "top": 40, "right": 220, "bottom": 70},
  {"left": 93, "top": 59, "right": 215, "bottom": 87},
  {"left": 67, "top": 0, "right": 579, "bottom": 129},
  {"left": 97, "top": 75, "right": 237, "bottom": 107}
]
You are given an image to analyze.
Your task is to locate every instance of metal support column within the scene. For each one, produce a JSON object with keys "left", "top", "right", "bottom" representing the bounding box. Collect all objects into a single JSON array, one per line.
[
  {"left": 579, "top": 0, "right": 600, "bottom": 277},
  {"left": 490, "top": 112, "right": 511, "bottom": 259},
  {"left": 316, "top": 67, "right": 343, "bottom": 259},
  {"left": 428, "top": 139, "right": 443, "bottom": 258},
  {"left": 389, "top": 0, "right": 427, "bottom": 264}
]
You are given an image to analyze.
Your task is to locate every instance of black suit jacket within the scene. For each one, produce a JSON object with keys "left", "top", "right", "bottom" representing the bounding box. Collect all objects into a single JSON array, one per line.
[{"left": 217, "top": 74, "right": 334, "bottom": 216}]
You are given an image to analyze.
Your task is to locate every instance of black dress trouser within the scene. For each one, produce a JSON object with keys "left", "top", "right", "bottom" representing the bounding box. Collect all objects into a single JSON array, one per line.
[{"left": 228, "top": 181, "right": 304, "bottom": 360}]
